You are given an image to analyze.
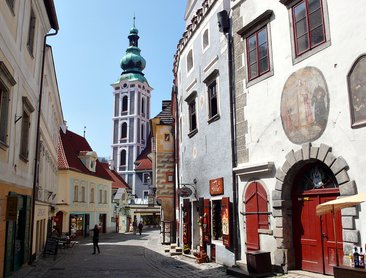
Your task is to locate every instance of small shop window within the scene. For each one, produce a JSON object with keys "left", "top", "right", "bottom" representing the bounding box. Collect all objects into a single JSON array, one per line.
[{"left": 212, "top": 200, "right": 222, "bottom": 241}]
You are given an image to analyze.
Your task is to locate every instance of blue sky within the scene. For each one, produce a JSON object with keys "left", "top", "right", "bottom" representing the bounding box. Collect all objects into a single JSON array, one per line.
[{"left": 48, "top": 1, "right": 186, "bottom": 158}]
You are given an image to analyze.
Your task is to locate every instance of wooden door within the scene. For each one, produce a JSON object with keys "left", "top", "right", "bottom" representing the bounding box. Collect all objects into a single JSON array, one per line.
[
  {"left": 293, "top": 193, "right": 343, "bottom": 275},
  {"left": 244, "top": 182, "right": 268, "bottom": 251},
  {"left": 320, "top": 195, "right": 344, "bottom": 275},
  {"left": 293, "top": 195, "right": 323, "bottom": 273}
]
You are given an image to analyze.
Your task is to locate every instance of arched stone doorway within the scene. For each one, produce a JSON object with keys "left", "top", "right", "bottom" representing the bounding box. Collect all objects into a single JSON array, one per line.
[{"left": 272, "top": 143, "right": 359, "bottom": 274}]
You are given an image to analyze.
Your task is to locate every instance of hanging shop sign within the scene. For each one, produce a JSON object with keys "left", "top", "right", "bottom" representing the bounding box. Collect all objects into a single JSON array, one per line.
[
  {"left": 210, "top": 177, "right": 224, "bottom": 196},
  {"left": 177, "top": 187, "right": 193, "bottom": 197}
]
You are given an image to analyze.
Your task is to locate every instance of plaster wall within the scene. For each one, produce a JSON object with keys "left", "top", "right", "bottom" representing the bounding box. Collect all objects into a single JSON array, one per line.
[{"left": 232, "top": 0, "right": 366, "bottom": 269}]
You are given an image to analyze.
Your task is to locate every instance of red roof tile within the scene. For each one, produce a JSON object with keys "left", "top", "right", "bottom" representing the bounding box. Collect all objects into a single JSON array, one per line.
[
  {"left": 58, "top": 129, "right": 112, "bottom": 181},
  {"left": 100, "top": 162, "right": 130, "bottom": 189},
  {"left": 135, "top": 134, "right": 152, "bottom": 171}
]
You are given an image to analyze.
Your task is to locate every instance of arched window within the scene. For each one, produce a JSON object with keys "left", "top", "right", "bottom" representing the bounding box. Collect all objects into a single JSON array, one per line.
[
  {"left": 120, "top": 149, "right": 126, "bottom": 166},
  {"left": 141, "top": 97, "right": 145, "bottom": 116},
  {"left": 121, "top": 122, "right": 127, "bottom": 140},
  {"left": 244, "top": 182, "right": 269, "bottom": 250},
  {"left": 121, "top": 96, "right": 128, "bottom": 115}
]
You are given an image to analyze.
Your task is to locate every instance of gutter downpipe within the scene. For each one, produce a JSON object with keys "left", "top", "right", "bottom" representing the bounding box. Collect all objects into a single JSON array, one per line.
[
  {"left": 226, "top": 14, "right": 239, "bottom": 261},
  {"left": 29, "top": 27, "right": 58, "bottom": 264},
  {"left": 173, "top": 83, "right": 179, "bottom": 245}
]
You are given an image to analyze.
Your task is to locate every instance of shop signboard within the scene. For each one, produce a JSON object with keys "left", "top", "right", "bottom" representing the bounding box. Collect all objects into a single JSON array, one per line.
[{"left": 210, "top": 177, "right": 224, "bottom": 196}]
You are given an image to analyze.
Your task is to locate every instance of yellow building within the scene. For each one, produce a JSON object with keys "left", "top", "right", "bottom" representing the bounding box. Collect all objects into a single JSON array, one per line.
[
  {"left": 0, "top": 0, "right": 58, "bottom": 276},
  {"left": 150, "top": 100, "right": 175, "bottom": 243},
  {"left": 57, "top": 127, "right": 113, "bottom": 237}
]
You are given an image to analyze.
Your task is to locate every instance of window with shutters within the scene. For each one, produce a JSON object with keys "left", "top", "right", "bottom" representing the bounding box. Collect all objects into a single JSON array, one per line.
[
  {"left": 20, "top": 97, "right": 34, "bottom": 161},
  {"left": 0, "top": 62, "right": 16, "bottom": 149},
  {"left": 0, "top": 86, "right": 10, "bottom": 147},
  {"left": 212, "top": 200, "right": 222, "bottom": 240}
]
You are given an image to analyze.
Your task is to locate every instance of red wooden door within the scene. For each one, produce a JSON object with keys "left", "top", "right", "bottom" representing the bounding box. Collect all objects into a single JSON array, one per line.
[
  {"left": 320, "top": 195, "right": 344, "bottom": 275},
  {"left": 293, "top": 195, "right": 323, "bottom": 273},
  {"left": 293, "top": 193, "right": 343, "bottom": 275},
  {"left": 244, "top": 182, "right": 268, "bottom": 251}
]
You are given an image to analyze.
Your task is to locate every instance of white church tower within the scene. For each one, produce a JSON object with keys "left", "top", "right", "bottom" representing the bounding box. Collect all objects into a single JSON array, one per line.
[{"left": 111, "top": 20, "right": 152, "bottom": 195}]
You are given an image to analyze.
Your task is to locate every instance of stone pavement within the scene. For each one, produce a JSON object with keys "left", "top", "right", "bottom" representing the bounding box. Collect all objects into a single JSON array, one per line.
[{"left": 11, "top": 229, "right": 332, "bottom": 278}]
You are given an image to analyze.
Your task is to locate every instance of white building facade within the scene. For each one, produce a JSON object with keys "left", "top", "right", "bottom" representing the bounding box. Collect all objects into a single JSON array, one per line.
[{"left": 231, "top": 0, "right": 366, "bottom": 275}]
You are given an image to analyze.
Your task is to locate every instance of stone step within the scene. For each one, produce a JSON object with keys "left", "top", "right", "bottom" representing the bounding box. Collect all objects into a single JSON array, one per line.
[
  {"left": 175, "top": 247, "right": 183, "bottom": 252},
  {"left": 170, "top": 251, "right": 182, "bottom": 256},
  {"left": 170, "top": 243, "right": 177, "bottom": 249}
]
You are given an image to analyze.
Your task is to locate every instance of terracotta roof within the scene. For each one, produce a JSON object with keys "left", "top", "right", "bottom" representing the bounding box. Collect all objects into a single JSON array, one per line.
[
  {"left": 100, "top": 162, "right": 130, "bottom": 189},
  {"left": 58, "top": 129, "right": 112, "bottom": 181},
  {"left": 135, "top": 134, "right": 152, "bottom": 171}
]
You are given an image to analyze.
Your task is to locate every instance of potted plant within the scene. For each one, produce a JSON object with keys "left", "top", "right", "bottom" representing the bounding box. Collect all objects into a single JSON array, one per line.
[{"left": 183, "top": 244, "right": 190, "bottom": 254}]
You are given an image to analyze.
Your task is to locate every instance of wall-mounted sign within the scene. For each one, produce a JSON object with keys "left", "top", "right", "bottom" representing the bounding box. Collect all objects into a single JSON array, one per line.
[
  {"left": 210, "top": 178, "right": 224, "bottom": 196},
  {"left": 177, "top": 187, "right": 193, "bottom": 197}
]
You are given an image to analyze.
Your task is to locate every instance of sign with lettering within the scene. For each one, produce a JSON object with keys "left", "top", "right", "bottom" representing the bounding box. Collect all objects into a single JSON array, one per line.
[{"left": 210, "top": 178, "right": 224, "bottom": 196}]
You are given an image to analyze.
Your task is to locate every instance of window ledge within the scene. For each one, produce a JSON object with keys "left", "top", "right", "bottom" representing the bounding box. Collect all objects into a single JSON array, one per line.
[
  {"left": 19, "top": 154, "right": 29, "bottom": 163},
  {"left": 258, "top": 229, "right": 273, "bottom": 235},
  {"left": 188, "top": 129, "right": 198, "bottom": 138},
  {"left": 246, "top": 70, "right": 273, "bottom": 88},
  {"left": 0, "top": 141, "right": 9, "bottom": 151},
  {"left": 292, "top": 41, "right": 331, "bottom": 65},
  {"left": 208, "top": 114, "right": 220, "bottom": 124},
  {"left": 211, "top": 239, "right": 224, "bottom": 246}
]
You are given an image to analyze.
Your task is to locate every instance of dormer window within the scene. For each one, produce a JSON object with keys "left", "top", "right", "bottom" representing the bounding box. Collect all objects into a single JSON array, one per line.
[{"left": 78, "top": 151, "right": 98, "bottom": 172}]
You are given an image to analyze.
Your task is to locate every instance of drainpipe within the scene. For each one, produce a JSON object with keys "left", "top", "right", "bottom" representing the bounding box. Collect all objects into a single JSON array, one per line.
[
  {"left": 172, "top": 84, "right": 179, "bottom": 244},
  {"left": 218, "top": 9, "right": 239, "bottom": 261},
  {"left": 29, "top": 27, "right": 58, "bottom": 264}
]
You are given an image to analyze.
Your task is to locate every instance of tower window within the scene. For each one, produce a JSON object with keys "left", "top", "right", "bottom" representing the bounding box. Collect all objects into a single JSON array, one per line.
[{"left": 122, "top": 96, "right": 128, "bottom": 115}]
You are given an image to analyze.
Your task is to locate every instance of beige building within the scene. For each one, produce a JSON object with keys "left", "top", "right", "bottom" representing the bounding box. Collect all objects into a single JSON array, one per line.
[
  {"left": 150, "top": 100, "right": 175, "bottom": 243},
  {"left": 32, "top": 45, "right": 63, "bottom": 258},
  {"left": 0, "top": 0, "right": 58, "bottom": 276},
  {"left": 57, "top": 127, "right": 113, "bottom": 237}
]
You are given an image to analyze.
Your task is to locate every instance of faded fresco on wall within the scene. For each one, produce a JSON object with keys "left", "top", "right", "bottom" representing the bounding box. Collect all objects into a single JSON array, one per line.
[
  {"left": 281, "top": 67, "right": 329, "bottom": 144},
  {"left": 348, "top": 55, "right": 366, "bottom": 128}
]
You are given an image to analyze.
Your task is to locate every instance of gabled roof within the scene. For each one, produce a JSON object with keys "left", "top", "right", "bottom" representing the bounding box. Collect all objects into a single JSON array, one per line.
[
  {"left": 155, "top": 100, "right": 173, "bottom": 125},
  {"left": 58, "top": 128, "right": 112, "bottom": 181},
  {"left": 134, "top": 134, "right": 152, "bottom": 171},
  {"left": 100, "top": 162, "right": 130, "bottom": 190}
]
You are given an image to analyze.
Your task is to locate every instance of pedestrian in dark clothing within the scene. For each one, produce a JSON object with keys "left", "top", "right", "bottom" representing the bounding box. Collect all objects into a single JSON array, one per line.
[
  {"left": 91, "top": 224, "right": 100, "bottom": 254},
  {"left": 138, "top": 221, "right": 143, "bottom": 235}
]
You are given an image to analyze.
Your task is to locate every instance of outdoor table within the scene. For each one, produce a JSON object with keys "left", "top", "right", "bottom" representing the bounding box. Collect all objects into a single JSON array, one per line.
[{"left": 333, "top": 265, "right": 366, "bottom": 278}]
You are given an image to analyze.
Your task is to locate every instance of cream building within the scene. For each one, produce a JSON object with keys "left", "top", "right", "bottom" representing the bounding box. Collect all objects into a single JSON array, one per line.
[
  {"left": 0, "top": 0, "right": 58, "bottom": 276},
  {"left": 32, "top": 45, "right": 63, "bottom": 258},
  {"left": 57, "top": 127, "right": 113, "bottom": 237}
]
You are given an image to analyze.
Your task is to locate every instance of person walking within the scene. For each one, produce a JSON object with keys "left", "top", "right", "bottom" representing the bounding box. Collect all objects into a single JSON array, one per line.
[
  {"left": 138, "top": 221, "right": 143, "bottom": 235},
  {"left": 132, "top": 219, "right": 137, "bottom": 235},
  {"left": 91, "top": 224, "right": 100, "bottom": 254}
]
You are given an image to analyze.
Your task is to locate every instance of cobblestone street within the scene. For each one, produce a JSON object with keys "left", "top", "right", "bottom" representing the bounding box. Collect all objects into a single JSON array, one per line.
[{"left": 13, "top": 229, "right": 331, "bottom": 278}]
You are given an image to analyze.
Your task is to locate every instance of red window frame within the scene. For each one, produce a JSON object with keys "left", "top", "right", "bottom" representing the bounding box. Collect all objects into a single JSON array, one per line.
[
  {"left": 246, "top": 26, "right": 270, "bottom": 81},
  {"left": 292, "top": 0, "right": 326, "bottom": 57}
]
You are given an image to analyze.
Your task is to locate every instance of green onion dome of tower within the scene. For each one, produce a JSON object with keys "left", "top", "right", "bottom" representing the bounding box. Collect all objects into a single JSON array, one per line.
[{"left": 118, "top": 20, "right": 147, "bottom": 83}]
